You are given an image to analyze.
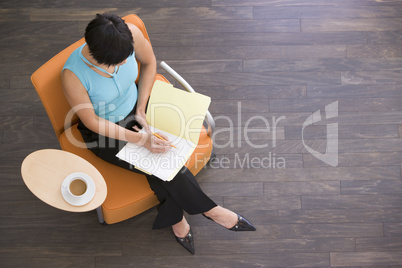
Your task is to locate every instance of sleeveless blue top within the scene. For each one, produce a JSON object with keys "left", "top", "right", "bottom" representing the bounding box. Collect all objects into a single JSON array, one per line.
[{"left": 62, "top": 44, "right": 138, "bottom": 123}]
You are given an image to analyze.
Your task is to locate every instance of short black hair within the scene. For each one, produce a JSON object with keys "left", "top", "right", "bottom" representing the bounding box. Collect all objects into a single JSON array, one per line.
[{"left": 85, "top": 13, "right": 134, "bottom": 66}]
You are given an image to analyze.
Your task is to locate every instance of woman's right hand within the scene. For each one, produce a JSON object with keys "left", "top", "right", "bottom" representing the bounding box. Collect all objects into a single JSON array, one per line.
[{"left": 140, "top": 132, "right": 171, "bottom": 153}]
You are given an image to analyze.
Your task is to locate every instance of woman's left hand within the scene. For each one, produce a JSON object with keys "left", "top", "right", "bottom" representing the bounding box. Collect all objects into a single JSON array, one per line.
[{"left": 133, "top": 110, "right": 150, "bottom": 133}]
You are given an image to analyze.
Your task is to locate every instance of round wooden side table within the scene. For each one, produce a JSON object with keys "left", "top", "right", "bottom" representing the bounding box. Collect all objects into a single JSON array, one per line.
[{"left": 21, "top": 149, "right": 107, "bottom": 213}]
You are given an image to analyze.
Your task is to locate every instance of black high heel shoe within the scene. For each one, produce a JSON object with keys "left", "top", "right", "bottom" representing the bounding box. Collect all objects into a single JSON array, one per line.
[
  {"left": 174, "top": 227, "right": 195, "bottom": 254},
  {"left": 203, "top": 213, "right": 256, "bottom": 231}
]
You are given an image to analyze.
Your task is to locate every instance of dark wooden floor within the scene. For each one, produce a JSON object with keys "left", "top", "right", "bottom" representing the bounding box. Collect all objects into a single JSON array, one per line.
[{"left": 1, "top": 0, "right": 402, "bottom": 267}]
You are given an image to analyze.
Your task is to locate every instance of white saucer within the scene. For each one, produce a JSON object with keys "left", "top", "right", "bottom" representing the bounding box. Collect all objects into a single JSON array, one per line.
[{"left": 61, "top": 172, "right": 96, "bottom": 206}]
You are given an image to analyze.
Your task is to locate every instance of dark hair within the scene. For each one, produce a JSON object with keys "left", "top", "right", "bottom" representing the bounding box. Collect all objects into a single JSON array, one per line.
[{"left": 85, "top": 13, "right": 134, "bottom": 66}]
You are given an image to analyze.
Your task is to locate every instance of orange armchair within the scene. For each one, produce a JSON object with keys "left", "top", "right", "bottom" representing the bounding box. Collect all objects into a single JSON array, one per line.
[{"left": 30, "top": 14, "right": 215, "bottom": 224}]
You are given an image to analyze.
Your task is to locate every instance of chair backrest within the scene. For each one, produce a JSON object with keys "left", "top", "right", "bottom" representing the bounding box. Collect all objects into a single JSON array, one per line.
[{"left": 31, "top": 14, "right": 151, "bottom": 141}]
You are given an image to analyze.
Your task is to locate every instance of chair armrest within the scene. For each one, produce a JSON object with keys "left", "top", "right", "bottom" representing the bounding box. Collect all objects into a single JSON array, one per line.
[{"left": 159, "top": 61, "right": 215, "bottom": 137}]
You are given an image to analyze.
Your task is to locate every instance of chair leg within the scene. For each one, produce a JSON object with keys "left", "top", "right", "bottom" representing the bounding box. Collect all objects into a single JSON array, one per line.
[{"left": 96, "top": 206, "right": 106, "bottom": 225}]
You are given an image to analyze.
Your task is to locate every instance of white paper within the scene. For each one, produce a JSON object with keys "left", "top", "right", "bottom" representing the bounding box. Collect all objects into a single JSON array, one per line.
[{"left": 116, "top": 126, "right": 196, "bottom": 181}]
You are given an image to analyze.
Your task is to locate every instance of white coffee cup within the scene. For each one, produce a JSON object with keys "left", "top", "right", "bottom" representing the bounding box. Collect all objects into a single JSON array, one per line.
[
  {"left": 61, "top": 172, "right": 95, "bottom": 206},
  {"left": 68, "top": 177, "right": 87, "bottom": 197}
]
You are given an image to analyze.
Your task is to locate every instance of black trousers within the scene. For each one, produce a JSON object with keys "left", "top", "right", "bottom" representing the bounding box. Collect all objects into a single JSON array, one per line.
[{"left": 77, "top": 106, "right": 217, "bottom": 229}]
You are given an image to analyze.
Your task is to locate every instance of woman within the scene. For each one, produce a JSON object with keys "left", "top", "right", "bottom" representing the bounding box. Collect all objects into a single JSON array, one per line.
[{"left": 62, "top": 13, "right": 255, "bottom": 254}]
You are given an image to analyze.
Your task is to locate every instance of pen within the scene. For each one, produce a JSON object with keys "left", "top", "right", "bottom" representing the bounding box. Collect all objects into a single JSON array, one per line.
[{"left": 151, "top": 132, "right": 176, "bottom": 148}]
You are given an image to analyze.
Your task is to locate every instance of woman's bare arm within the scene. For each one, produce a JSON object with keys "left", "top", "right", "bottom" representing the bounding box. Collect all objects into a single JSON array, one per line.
[
  {"left": 61, "top": 69, "right": 169, "bottom": 153},
  {"left": 127, "top": 23, "right": 157, "bottom": 132}
]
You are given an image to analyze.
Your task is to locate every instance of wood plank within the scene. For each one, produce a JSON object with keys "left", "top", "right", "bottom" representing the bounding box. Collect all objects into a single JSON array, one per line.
[
  {"left": 122, "top": 237, "right": 353, "bottom": 255},
  {"left": 29, "top": 7, "right": 253, "bottom": 21},
  {"left": 308, "top": 84, "right": 402, "bottom": 98},
  {"left": 0, "top": 88, "right": 41, "bottom": 103},
  {"left": 0, "top": 223, "right": 130, "bottom": 244},
  {"left": 344, "top": 137, "right": 399, "bottom": 154},
  {"left": 214, "top": 138, "right": 402, "bottom": 155},
  {"left": 384, "top": 222, "right": 402, "bottom": 237},
  {"left": 347, "top": 44, "right": 402, "bottom": 58},
  {"left": 0, "top": 60, "right": 57, "bottom": 76},
  {"left": 0, "top": 116, "right": 33, "bottom": 130},
  {"left": 0, "top": 200, "right": 72, "bottom": 215},
  {"left": 285, "top": 124, "right": 399, "bottom": 140},
  {"left": 254, "top": 6, "right": 402, "bottom": 19},
  {"left": 212, "top": 112, "right": 311, "bottom": 128},
  {"left": 33, "top": 115, "right": 53, "bottom": 130},
  {"left": 264, "top": 181, "right": 340, "bottom": 196},
  {"left": 210, "top": 99, "right": 268, "bottom": 113},
  {"left": 341, "top": 180, "right": 402, "bottom": 195},
  {"left": 0, "top": 46, "right": 72, "bottom": 75},
  {"left": 188, "top": 223, "right": 382, "bottom": 239},
  {"left": 2, "top": 257, "right": 95, "bottom": 268},
  {"left": 0, "top": 185, "right": 33, "bottom": 201},
  {"left": 0, "top": 158, "right": 27, "bottom": 185},
  {"left": 223, "top": 196, "right": 301, "bottom": 210},
  {"left": 0, "top": 75, "right": 9, "bottom": 88},
  {"left": 97, "top": 253, "right": 330, "bottom": 268},
  {"left": 157, "top": 60, "right": 243, "bottom": 73},
  {"left": 357, "top": 237, "right": 402, "bottom": 251},
  {"left": 51, "top": 225, "right": 153, "bottom": 242},
  {"left": 242, "top": 208, "right": 402, "bottom": 225},
  {"left": 0, "top": 102, "right": 47, "bottom": 116},
  {"left": 145, "top": 19, "right": 301, "bottom": 33},
  {"left": 4, "top": 129, "right": 58, "bottom": 144},
  {"left": 270, "top": 97, "right": 402, "bottom": 112},
  {"left": 331, "top": 252, "right": 402, "bottom": 266},
  {"left": 245, "top": 58, "right": 402, "bottom": 72},
  {"left": 10, "top": 74, "right": 37, "bottom": 89},
  {"left": 199, "top": 182, "right": 263, "bottom": 197},
  {"left": 342, "top": 70, "right": 402, "bottom": 85},
  {"left": 165, "top": 72, "right": 341, "bottom": 87},
  {"left": 212, "top": 0, "right": 402, "bottom": 7},
  {"left": 367, "top": 31, "right": 402, "bottom": 45},
  {"left": 0, "top": 142, "right": 60, "bottom": 158},
  {"left": 3, "top": 0, "right": 212, "bottom": 8},
  {"left": 0, "top": 207, "right": 157, "bottom": 228},
  {"left": 0, "top": 241, "right": 122, "bottom": 258},
  {"left": 154, "top": 45, "right": 346, "bottom": 60},
  {"left": 194, "top": 238, "right": 354, "bottom": 255},
  {"left": 0, "top": 227, "right": 76, "bottom": 244},
  {"left": 2, "top": 223, "right": 153, "bottom": 244},
  {"left": 196, "top": 166, "right": 401, "bottom": 183},
  {"left": 314, "top": 112, "right": 402, "bottom": 125},
  {"left": 0, "top": 8, "right": 30, "bottom": 21},
  {"left": 0, "top": 21, "right": 79, "bottom": 41},
  {"left": 303, "top": 152, "right": 402, "bottom": 167},
  {"left": 301, "top": 194, "right": 402, "bottom": 209},
  {"left": 302, "top": 18, "right": 402, "bottom": 32},
  {"left": 171, "top": 85, "right": 307, "bottom": 100},
  {"left": 151, "top": 32, "right": 365, "bottom": 47}
]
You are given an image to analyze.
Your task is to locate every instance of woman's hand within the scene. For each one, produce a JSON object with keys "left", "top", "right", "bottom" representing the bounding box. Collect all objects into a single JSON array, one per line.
[
  {"left": 133, "top": 110, "right": 150, "bottom": 133},
  {"left": 140, "top": 132, "right": 171, "bottom": 153}
]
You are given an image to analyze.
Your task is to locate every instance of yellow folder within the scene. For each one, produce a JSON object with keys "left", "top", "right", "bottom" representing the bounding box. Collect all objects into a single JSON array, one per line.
[
  {"left": 146, "top": 80, "right": 211, "bottom": 145},
  {"left": 117, "top": 80, "right": 211, "bottom": 181}
]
